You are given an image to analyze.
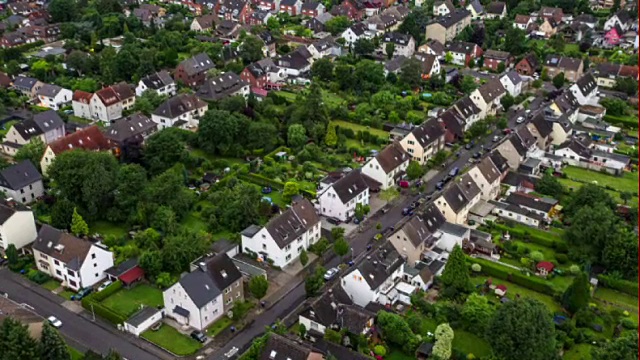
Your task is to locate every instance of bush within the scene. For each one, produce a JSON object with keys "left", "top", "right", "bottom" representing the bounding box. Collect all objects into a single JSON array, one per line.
[
  {"left": 85, "top": 281, "right": 123, "bottom": 302},
  {"left": 556, "top": 254, "right": 568, "bottom": 264},
  {"left": 597, "top": 274, "right": 639, "bottom": 297},
  {"left": 28, "top": 270, "right": 52, "bottom": 284},
  {"left": 620, "top": 319, "right": 637, "bottom": 329},
  {"left": 373, "top": 345, "right": 386, "bottom": 356},
  {"left": 569, "top": 265, "right": 580, "bottom": 275}
]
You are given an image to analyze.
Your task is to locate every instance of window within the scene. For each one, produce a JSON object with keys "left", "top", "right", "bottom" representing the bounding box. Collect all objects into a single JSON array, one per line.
[
  {"left": 93, "top": 263, "right": 97, "bottom": 267},
  {"left": 225, "top": 288, "right": 231, "bottom": 294},
  {"left": 41, "top": 253, "right": 48, "bottom": 259},
  {"left": 262, "top": 244, "right": 267, "bottom": 250},
  {"left": 29, "top": 184, "right": 32, "bottom": 190},
  {"left": 20, "top": 189, "right": 24, "bottom": 194},
  {"left": 285, "top": 254, "right": 292, "bottom": 261},
  {"left": 56, "top": 270, "right": 62, "bottom": 276},
  {"left": 91, "top": 253, "right": 96, "bottom": 259},
  {"left": 67, "top": 269, "right": 75, "bottom": 276},
  {"left": 69, "top": 280, "right": 77, "bottom": 287},
  {"left": 95, "top": 273, "right": 99, "bottom": 277}
]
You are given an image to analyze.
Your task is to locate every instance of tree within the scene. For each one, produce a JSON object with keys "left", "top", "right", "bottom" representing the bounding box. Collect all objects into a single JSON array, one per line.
[
  {"left": 504, "top": 27, "right": 526, "bottom": 55},
  {"left": 565, "top": 204, "right": 620, "bottom": 263},
  {"left": 299, "top": 249, "right": 309, "bottom": 266},
  {"left": 139, "top": 250, "right": 163, "bottom": 278},
  {"left": 324, "top": 328, "right": 342, "bottom": 344},
  {"left": 70, "top": 208, "right": 89, "bottom": 236},
  {"left": 5, "top": 244, "right": 18, "bottom": 266},
  {"left": 461, "top": 293, "right": 494, "bottom": 333},
  {"left": 14, "top": 138, "right": 45, "bottom": 172},
  {"left": 487, "top": 298, "right": 556, "bottom": 360},
  {"left": 564, "top": 184, "right": 616, "bottom": 219},
  {"left": 305, "top": 266, "right": 325, "bottom": 297},
  {"left": 240, "top": 35, "right": 265, "bottom": 63},
  {"left": 385, "top": 43, "right": 395, "bottom": 59},
  {"left": 500, "top": 93, "right": 515, "bottom": 110},
  {"left": 198, "top": 109, "right": 249, "bottom": 156},
  {"left": 48, "top": 0, "right": 77, "bottom": 22},
  {"left": 311, "top": 58, "right": 334, "bottom": 82},
  {"left": 324, "top": 16, "right": 351, "bottom": 35},
  {"left": 535, "top": 172, "right": 565, "bottom": 199},
  {"left": 39, "top": 321, "right": 70, "bottom": 360},
  {"left": 132, "top": 91, "right": 167, "bottom": 116},
  {"left": 325, "top": 123, "right": 338, "bottom": 147},
  {"left": 440, "top": 245, "right": 472, "bottom": 299},
  {"left": 614, "top": 77, "right": 638, "bottom": 96},
  {"left": 562, "top": 272, "right": 590, "bottom": 314},
  {"left": 248, "top": 275, "right": 269, "bottom": 299},
  {"left": 592, "top": 331, "right": 638, "bottom": 360},
  {"left": 432, "top": 323, "right": 454, "bottom": 360},
  {"left": 0, "top": 317, "right": 39, "bottom": 360},
  {"left": 530, "top": 250, "right": 544, "bottom": 262},
  {"left": 552, "top": 73, "right": 565, "bottom": 89},
  {"left": 141, "top": 164, "right": 195, "bottom": 223},
  {"left": 287, "top": 124, "right": 307, "bottom": 149},
  {"left": 459, "top": 76, "right": 478, "bottom": 93},
  {"left": 600, "top": 98, "right": 628, "bottom": 116},
  {"left": 406, "top": 161, "right": 425, "bottom": 180},
  {"left": 50, "top": 198, "right": 75, "bottom": 230},
  {"left": 620, "top": 191, "right": 633, "bottom": 205},
  {"left": 334, "top": 237, "right": 349, "bottom": 257},
  {"left": 82, "top": 350, "right": 105, "bottom": 360},
  {"left": 109, "top": 164, "right": 147, "bottom": 223},
  {"left": 143, "top": 128, "right": 190, "bottom": 176},
  {"left": 353, "top": 38, "right": 375, "bottom": 57},
  {"left": 376, "top": 311, "right": 418, "bottom": 353},
  {"left": 399, "top": 58, "right": 423, "bottom": 88},
  {"left": 601, "top": 228, "right": 638, "bottom": 279},
  {"left": 283, "top": 181, "right": 299, "bottom": 202}
]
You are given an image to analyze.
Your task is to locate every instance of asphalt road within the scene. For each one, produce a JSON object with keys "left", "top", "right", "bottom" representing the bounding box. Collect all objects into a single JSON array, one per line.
[{"left": 0, "top": 269, "right": 164, "bottom": 360}]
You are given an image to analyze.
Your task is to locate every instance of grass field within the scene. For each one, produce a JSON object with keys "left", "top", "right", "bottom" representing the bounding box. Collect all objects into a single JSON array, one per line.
[
  {"left": 471, "top": 277, "right": 562, "bottom": 312},
  {"left": 331, "top": 120, "right": 390, "bottom": 139},
  {"left": 90, "top": 221, "right": 128, "bottom": 238},
  {"left": 562, "top": 166, "right": 638, "bottom": 193},
  {"left": 101, "top": 285, "right": 164, "bottom": 318},
  {"left": 141, "top": 324, "right": 201, "bottom": 356},
  {"left": 42, "top": 279, "right": 61, "bottom": 291},
  {"left": 59, "top": 289, "right": 76, "bottom": 300},
  {"left": 559, "top": 178, "right": 638, "bottom": 205},
  {"left": 274, "top": 89, "right": 345, "bottom": 107},
  {"left": 593, "top": 287, "right": 638, "bottom": 312},
  {"left": 563, "top": 344, "right": 593, "bottom": 360},
  {"left": 563, "top": 43, "right": 580, "bottom": 54}
]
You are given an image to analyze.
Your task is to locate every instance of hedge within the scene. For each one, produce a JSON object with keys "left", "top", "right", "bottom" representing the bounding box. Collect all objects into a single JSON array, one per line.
[
  {"left": 81, "top": 281, "right": 127, "bottom": 325},
  {"left": 596, "top": 274, "right": 638, "bottom": 297},
  {"left": 603, "top": 115, "right": 638, "bottom": 129},
  {"left": 467, "top": 257, "right": 559, "bottom": 297},
  {"left": 238, "top": 173, "right": 316, "bottom": 198},
  {"left": 490, "top": 223, "right": 565, "bottom": 249}
]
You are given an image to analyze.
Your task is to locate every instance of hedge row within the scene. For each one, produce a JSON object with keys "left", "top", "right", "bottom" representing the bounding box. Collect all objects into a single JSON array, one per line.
[
  {"left": 603, "top": 115, "right": 639, "bottom": 129},
  {"left": 81, "top": 281, "right": 127, "bottom": 325},
  {"left": 467, "top": 257, "right": 559, "bottom": 297},
  {"left": 238, "top": 173, "right": 316, "bottom": 198},
  {"left": 597, "top": 274, "right": 639, "bottom": 297},
  {"left": 489, "top": 223, "right": 565, "bottom": 249}
]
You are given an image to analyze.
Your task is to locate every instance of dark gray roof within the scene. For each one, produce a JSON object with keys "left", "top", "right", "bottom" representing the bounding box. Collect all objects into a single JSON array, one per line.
[
  {"left": 399, "top": 216, "right": 434, "bottom": 248},
  {"left": 484, "top": 49, "right": 510, "bottom": 60},
  {"left": 427, "top": 259, "right": 446, "bottom": 274},
  {"left": 478, "top": 79, "right": 506, "bottom": 103},
  {"left": 501, "top": 70, "right": 522, "bottom": 86},
  {"left": 313, "top": 339, "right": 372, "bottom": 360},
  {"left": 553, "top": 91, "right": 579, "bottom": 113},
  {"left": 431, "top": 9, "right": 471, "bottom": 29},
  {"left": 613, "top": 10, "right": 631, "bottom": 24},
  {"left": 301, "top": 1, "right": 322, "bottom": 10},
  {"left": 410, "top": 118, "right": 445, "bottom": 148},
  {"left": 265, "top": 198, "right": 320, "bottom": 248},
  {"left": 241, "top": 224, "right": 262, "bottom": 237},
  {"left": 105, "top": 258, "right": 139, "bottom": 278},
  {"left": 330, "top": 170, "right": 369, "bottom": 204},
  {"left": 196, "top": 72, "right": 248, "bottom": 101},
  {"left": 467, "top": 0, "right": 483, "bottom": 13},
  {"left": 445, "top": 41, "right": 476, "bottom": 55},
  {"left": 140, "top": 70, "right": 174, "bottom": 90},
  {"left": 574, "top": 73, "right": 597, "bottom": 97},
  {"left": 178, "top": 53, "right": 215, "bottom": 76},
  {"left": 442, "top": 175, "right": 480, "bottom": 213},
  {"left": 259, "top": 334, "right": 312, "bottom": 360},
  {"left": 501, "top": 171, "right": 538, "bottom": 187},
  {"left": 505, "top": 192, "right": 556, "bottom": 212},
  {"left": 456, "top": 173, "right": 481, "bottom": 202},
  {"left": 178, "top": 270, "right": 221, "bottom": 308},
  {"left": 515, "top": 126, "right": 537, "bottom": 150},
  {"left": 384, "top": 55, "right": 408, "bottom": 73},
  {"left": 278, "top": 48, "right": 311, "bottom": 70},
  {"left": 374, "top": 142, "right": 409, "bottom": 174},
  {"left": 426, "top": 39, "right": 445, "bottom": 54},
  {"left": 529, "top": 113, "right": 553, "bottom": 138},
  {"left": 153, "top": 94, "right": 207, "bottom": 119},
  {"left": 486, "top": 1, "right": 505, "bottom": 14},
  {"left": 36, "top": 84, "right": 65, "bottom": 98},
  {"left": 126, "top": 307, "right": 161, "bottom": 327},
  {"left": 382, "top": 32, "right": 413, "bottom": 46},
  {"left": 104, "top": 113, "right": 157, "bottom": 144},
  {"left": 440, "top": 108, "right": 465, "bottom": 138},
  {"left": 489, "top": 151, "right": 509, "bottom": 172},
  {"left": 354, "top": 242, "right": 404, "bottom": 289},
  {"left": 13, "top": 76, "right": 38, "bottom": 91},
  {"left": 12, "top": 110, "right": 64, "bottom": 141},
  {"left": 476, "top": 156, "right": 501, "bottom": 184},
  {"left": 454, "top": 96, "right": 481, "bottom": 118},
  {"left": 558, "top": 137, "right": 592, "bottom": 158},
  {"left": 32, "top": 225, "right": 93, "bottom": 269},
  {"left": 0, "top": 160, "right": 41, "bottom": 190},
  {"left": 439, "top": 222, "right": 469, "bottom": 237},
  {"left": 203, "top": 253, "right": 242, "bottom": 290},
  {"left": 544, "top": 55, "right": 582, "bottom": 72}
]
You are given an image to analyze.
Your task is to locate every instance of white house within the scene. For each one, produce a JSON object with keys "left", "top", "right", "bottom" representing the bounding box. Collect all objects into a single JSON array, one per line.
[
  {"left": 32, "top": 225, "right": 114, "bottom": 292},
  {"left": 549, "top": 91, "right": 580, "bottom": 123},
  {"left": 317, "top": 170, "right": 373, "bottom": 222},
  {"left": 163, "top": 253, "right": 243, "bottom": 331},
  {"left": 469, "top": 79, "right": 507, "bottom": 118},
  {"left": 569, "top": 73, "right": 598, "bottom": 106},
  {"left": 341, "top": 242, "right": 405, "bottom": 307},
  {"left": 90, "top": 83, "right": 136, "bottom": 123},
  {"left": 72, "top": 90, "right": 93, "bottom": 119},
  {"left": 341, "top": 23, "right": 374, "bottom": 45},
  {"left": 499, "top": 71, "right": 523, "bottom": 97},
  {"left": 2, "top": 111, "right": 65, "bottom": 156},
  {"left": 380, "top": 32, "right": 415, "bottom": 57},
  {"left": 0, "top": 160, "right": 44, "bottom": 204},
  {"left": 466, "top": 0, "right": 484, "bottom": 19},
  {"left": 466, "top": 157, "right": 501, "bottom": 201},
  {"left": 604, "top": 10, "right": 632, "bottom": 32},
  {"left": 136, "top": 70, "right": 177, "bottom": 97},
  {"left": 151, "top": 94, "right": 208, "bottom": 130},
  {"left": 399, "top": 118, "right": 446, "bottom": 165},
  {"left": 361, "top": 142, "right": 410, "bottom": 190},
  {"left": 504, "top": 191, "right": 557, "bottom": 221},
  {"left": 434, "top": 174, "right": 481, "bottom": 224},
  {"left": 36, "top": 84, "right": 72, "bottom": 110},
  {"left": 491, "top": 201, "right": 544, "bottom": 227},
  {"left": 0, "top": 199, "right": 38, "bottom": 251},
  {"left": 452, "top": 96, "right": 482, "bottom": 131},
  {"left": 276, "top": 47, "right": 313, "bottom": 77},
  {"left": 513, "top": 15, "right": 533, "bottom": 30},
  {"left": 195, "top": 72, "right": 250, "bottom": 102},
  {"left": 433, "top": 0, "right": 454, "bottom": 16},
  {"left": 298, "top": 290, "right": 374, "bottom": 336},
  {"left": 241, "top": 198, "right": 321, "bottom": 268}
]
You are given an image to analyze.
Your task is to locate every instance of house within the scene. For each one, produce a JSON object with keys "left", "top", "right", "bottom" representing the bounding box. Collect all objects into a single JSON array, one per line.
[
  {"left": 219, "top": 0, "right": 252, "bottom": 23},
  {"left": 151, "top": 94, "right": 208, "bottom": 130},
  {"left": 257, "top": 31, "right": 277, "bottom": 57},
  {"left": 162, "top": 253, "right": 243, "bottom": 331},
  {"left": 0, "top": 72, "right": 12, "bottom": 88},
  {"left": 491, "top": 200, "right": 544, "bottom": 227},
  {"left": 196, "top": 72, "right": 250, "bottom": 102},
  {"left": 104, "top": 113, "right": 158, "bottom": 152},
  {"left": 366, "top": 14, "right": 399, "bottom": 34},
  {"left": 301, "top": 1, "right": 325, "bottom": 17},
  {"left": 604, "top": 10, "right": 632, "bottom": 32},
  {"left": 573, "top": 14, "right": 598, "bottom": 29},
  {"left": 256, "top": 333, "right": 324, "bottom": 360},
  {"left": 382, "top": 5, "right": 410, "bottom": 22},
  {"left": 71, "top": 90, "right": 93, "bottom": 120},
  {"left": 389, "top": 216, "right": 436, "bottom": 265},
  {"left": 514, "top": 15, "right": 532, "bottom": 30},
  {"left": 133, "top": 4, "right": 165, "bottom": 27},
  {"left": 604, "top": 25, "right": 623, "bottom": 45},
  {"left": 248, "top": 9, "right": 272, "bottom": 26},
  {"left": 414, "top": 53, "right": 441, "bottom": 79},
  {"left": 569, "top": 73, "right": 598, "bottom": 105},
  {"left": 549, "top": 91, "right": 580, "bottom": 123},
  {"left": 215, "top": 20, "right": 242, "bottom": 39},
  {"left": 554, "top": 136, "right": 630, "bottom": 174},
  {"left": 539, "top": 7, "right": 563, "bottom": 24},
  {"left": 380, "top": 32, "right": 415, "bottom": 57},
  {"left": 241, "top": 198, "right": 320, "bottom": 268},
  {"left": 432, "top": 0, "right": 454, "bottom": 16},
  {"left": 0, "top": 199, "right": 38, "bottom": 251},
  {"left": 425, "top": 9, "right": 472, "bottom": 44},
  {"left": 439, "top": 106, "right": 467, "bottom": 143},
  {"left": 241, "top": 58, "right": 285, "bottom": 89},
  {"left": 515, "top": 53, "right": 540, "bottom": 76},
  {"left": 403, "top": 261, "right": 436, "bottom": 291},
  {"left": 0, "top": 31, "right": 35, "bottom": 48},
  {"left": 462, "top": 229, "right": 498, "bottom": 257},
  {"left": 361, "top": 142, "right": 409, "bottom": 190},
  {"left": 434, "top": 174, "right": 481, "bottom": 224},
  {"left": 489, "top": 151, "right": 510, "bottom": 178},
  {"left": 418, "top": 39, "right": 445, "bottom": 59},
  {"left": 90, "top": 83, "right": 136, "bottom": 123},
  {"left": 0, "top": 160, "right": 44, "bottom": 204},
  {"left": 33, "top": 225, "right": 114, "bottom": 292},
  {"left": 190, "top": 14, "right": 217, "bottom": 32},
  {"left": 505, "top": 191, "right": 557, "bottom": 220},
  {"left": 452, "top": 96, "right": 482, "bottom": 131},
  {"left": 317, "top": 170, "right": 375, "bottom": 222},
  {"left": 331, "top": 0, "right": 364, "bottom": 21},
  {"left": 277, "top": 46, "right": 313, "bottom": 77},
  {"left": 483, "top": 49, "right": 511, "bottom": 72},
  {"left": 593, "top": 63, "right": 639, "bottom": 88},
  {"left": 36, "top": 84, "right": 72, "bottom": 110},
  {"left": 466, "top": 157, "right": 501, "bottom": 200},
  {"left": 40, "top": 126, "right": 110, "bottom": 176},
  {"left": 12, "top": 76, "right": 43, "bottom": 100},
  {"left": 307, "top": 38, "right": 343, "bottom": 59},
  {"left": 298, "top": 289, "right": 374, "bottom": 336},
  {"left": 537, "top": 261, "right": 554, "bottom": 276},
  {"left": 3, "top": 111, "right": 65, "bottom": 156},
  {"left": 543, "top": 55, "right": 583, "bottom": 83},
  {"left": 526, "top": 113, "right": 554, "bottom": 150},
  {"left": 469, "top": 79, "right": 506, "bottom": 118},
  {"left": 538, "top": 18, "right": 558, "bottom": 38},
  {"left": 257, "top": 0, "right": 279, "bottom": 11},
  {"left": 499, "top": 71, "right": 523, "bottom": 97},
  {"left": 495, "top": 127, "right": 537, "bottom": 168},
  {"left": 341, "top": 241, "right": 405, "bottom": 307},
  {"left": 341, "top": 23, "right": 374, "bottom": 45},
  {"left": 399, "top": 118, "right": 446, "bottom": 165},
  {"left": 466, "top": 0, "right": 484, "bottom": 19},
  {"left": 307, "top": 12, "right": 334, "bottom": 33},
  {"left": 445, "top": 41, "right": 481, "bottom": 67},
  {"left": 174, "top": 53, "right": 215, "bottom": 88},
  {"left": 484, "top": 1, "right": 506, "bottom": 19},
  {"left": 136, "top": 70, "right": 176, "bottom": 97},
  {"left": 123, "top": 307, "right": 163, "bottom": 337},
  {"left": 279, "top": 0, "right": 302, "bottom": 16}
]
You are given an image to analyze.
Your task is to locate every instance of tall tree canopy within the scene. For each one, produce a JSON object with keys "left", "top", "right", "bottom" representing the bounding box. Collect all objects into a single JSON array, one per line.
[{"left": 440, "top": 245, "right": 473, "bottom": 299}]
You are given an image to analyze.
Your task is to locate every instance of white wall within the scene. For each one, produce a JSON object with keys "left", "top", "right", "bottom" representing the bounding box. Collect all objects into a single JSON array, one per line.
[
  {"left": 72, "top": 101, "right": 92, "bottom": 120},
  {"left": 241, "top": 223, "right": 321, "bottom": 268},
  {"left": 1, "top": 180, "right": 44, "bottom": 204},
  {"left": 79, "top": 245, "right": 114, "bottom": 289},
  {"left": 341, "top": 269, "right": 377, "bottom": 307},
  {"left": 492, "top": 207, "right": 540, "bottom": 227},
  {"left": 163, "top": 282, "right": 225, "bottom": 331},
  {"left": 298, "top": 315, "right": 327, "bottom": 334},
  {"left": 124, "top": 309, "right": 164, "bottom": 336},
  {"left": 0, "top": 210, "right": 37, "bottom": 250},
  {"left": 318, "top": 186, "right": 369, "bottom": 222},
  {"left": 467, "top": 166, "right": 499, "bottom": 201}
]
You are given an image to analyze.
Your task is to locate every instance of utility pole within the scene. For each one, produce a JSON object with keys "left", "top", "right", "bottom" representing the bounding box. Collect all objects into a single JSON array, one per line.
[{"left": 91, "top": 303, "right": 95, "bottom": 321}]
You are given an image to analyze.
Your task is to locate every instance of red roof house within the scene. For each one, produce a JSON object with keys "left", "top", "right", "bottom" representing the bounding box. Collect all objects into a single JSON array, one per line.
[{"left": 537, "top": 261, "right": 555, "bottom": 276}]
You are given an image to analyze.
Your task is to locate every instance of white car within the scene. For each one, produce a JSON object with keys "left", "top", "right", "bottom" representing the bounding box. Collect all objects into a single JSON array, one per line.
[
  {"left": 97, "top": 280, "right": 113, "bottom": 292},
  {"left": 516, "top": 116, "right": 525, "bottom": 124},
  {"left": 324, "top": 267, "right": 340, "bottom": 281},
  {"left": 47, "top": 316, "right": 62, "bottom": 328}
]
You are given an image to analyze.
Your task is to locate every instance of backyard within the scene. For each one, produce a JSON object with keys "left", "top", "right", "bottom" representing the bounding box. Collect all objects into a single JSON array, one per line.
[
  {"left": 470, "top": 277, "right": 562, "bottom": 313},
  {"left": 100, "top": 284, "right": 164, "bottom": 318},
  {"left": 141, "top": 324, "right": 201, "bottom": 356},
  {"left": 89, "top": 221, "right": 129, "bottom": 238},
  {"left": 330, "top": 120, "right": 390, "bottom": 139},
  {"left": 562, "top": 166, "right": 639, "bottom": 194}
]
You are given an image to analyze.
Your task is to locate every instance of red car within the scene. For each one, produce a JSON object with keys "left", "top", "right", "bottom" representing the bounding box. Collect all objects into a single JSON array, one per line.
[
  {"left": 503, "top": 128, "right": 513, "bottom": 135},
  {"left": 399, "top": 180, "right": 409, "bottom": 188}
]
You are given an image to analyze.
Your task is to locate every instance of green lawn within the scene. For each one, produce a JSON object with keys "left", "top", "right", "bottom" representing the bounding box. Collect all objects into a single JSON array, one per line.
[
  {"left": 453, "top": 329, "right": 492, "bottom": 358},
  {"left": 563, "top": 166, "right": 638, "bottom": 193},
  {"left": 206, "top": 317, "right": 233, "bottom": 337},
  {"left": 59, "top": 289, "right": 76, "bottom": 300},
  {"left": 101, "top": 285, "right": 164, "bottom": 318},
  {"left": 331, "top": 120, "right": 390, "bottom": 139},
  {"left": 471, "top": 277, "right": 562, "bottom": 312},
  {"left": 141, "top": 324, "right": 201, "bottom": 356},
  {"left": 181, "top": 210, "right": 209, "bottom": 233},
  {"left": 563, "top": 344, "right": 593, "bottom": 360},
  {"left": 90, "top": 221, "right": 128, "bottom": 238},
  {"left": 559, "top": 178, "right": 638, "bottom": 205},
  {"left": 563, "top": 43, "right": 580, "bottom": 54},
  {"left": 189, "top": 149, "right": 244, "bottom": 164},
  {"left": 68, "top": 115, "right": 93, "bottom": 125},
  {"left": 387, "top": 348, "right": 415, "bottom": 360},
  {"left": 68, "top": 346, "right": 84, "bottom": 360},
  {"left": 42, "top": 279, "right": 61, "bottom": 291},
  {"left": 273, "top": 89, "right": 345, "bottom": 107},
  {"left": 593, "top": 287, "right": 638, "bottom": 311}
]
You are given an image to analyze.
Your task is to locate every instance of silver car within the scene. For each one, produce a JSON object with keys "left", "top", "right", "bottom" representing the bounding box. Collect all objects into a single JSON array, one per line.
[{"left": 324, "top": 267, "right": 340, "bottom": 281}]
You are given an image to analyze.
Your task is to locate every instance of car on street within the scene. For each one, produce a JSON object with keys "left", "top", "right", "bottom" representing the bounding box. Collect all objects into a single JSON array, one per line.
[
  {"left": 324, "top": 267, "right": 340, "bottom": 281},
  {"left": 47, "top": 316, "right": 62, "bottom": 328},
  {"left": 473, "top": 152, "right": 481, "bottom": 159},
  {"left": 380, "top": 204, "right": 391, "bottom": 214},
  {"left": 190, "top": 330, "right": 206, "bottom": 343},
  {"left": 503, "top": 128, "right": 513, "bottom": 135},
  {"left": 516, "top": 116, "right": 525, "bottom": 124},
  {"left": 97, "top": 280, "right": 113, "bottom": 292},
  {"left": 493, "top": 135, "right": 500, "bottom": 142},
  {"left": 436, "top": 181, "right": 444, "bottom": 190},
  {"left": 449, "top": 167, "right": 459, "bottom": 177},
  {"left": 326, "top": 217, "right": 341, "bottom": 225}
]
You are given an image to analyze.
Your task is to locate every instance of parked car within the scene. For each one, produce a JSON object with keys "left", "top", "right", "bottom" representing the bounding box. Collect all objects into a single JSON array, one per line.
[
  {"left": 380, "top": 204, "right": 391, "bottom": 214},
  {"left": 473, "top": 152, "right": 481, "bottom": 159},
  {"left": 190, "top": 330, "right": 206, "bottom": 343},
  {"left": 402, "top": 208, "right": 414, "bottom": 216},
  {"left": 326, "top": 217, "right": 341, "bottom": 225},
  {"left": 399, "top": 180, "right": 410, "bottom": 188},
  {"left": 324, "top": 267, "right": 340, "bottom": 281},
  {"left": 449, "top": 167, "right": 460, "bottom": 177},
  {"left": 436, "top": 181, "right": 444, "bottom": 190},
  {"left": 97, "top": 280, "right": 113, "bottom": 292},
  {"left": 493, "top": 135, "right": 500, "bottom": 142},
  {"left": 71, "top": 287, "right": 93, "bottom": 301},
  {"left": 47, "top": 316, "right": 62, "bottom": 328},
  {"left": 516, "top": 116, "right": 525, "bottom": 124}
]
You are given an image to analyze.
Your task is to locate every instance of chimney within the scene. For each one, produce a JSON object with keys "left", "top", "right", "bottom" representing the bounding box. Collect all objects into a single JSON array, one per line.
[{"left": 198, "top": 261, "right": 207, "bottom": 272}]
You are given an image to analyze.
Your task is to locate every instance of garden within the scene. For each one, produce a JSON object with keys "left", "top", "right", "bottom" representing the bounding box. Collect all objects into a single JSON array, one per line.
[
  {"left": 141, "top": 324, "right": 202, "bottom": 356},
  {"left": 99, "top": 284, "right": 164, "bottom": 318}
]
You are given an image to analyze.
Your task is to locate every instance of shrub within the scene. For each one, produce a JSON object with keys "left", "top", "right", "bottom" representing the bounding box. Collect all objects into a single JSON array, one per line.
[
  {"left": 620, "top": 319, "right": 637, "bottom": 329},
  {"left": 597, "top": 274, "right": 638, "bottom": 297},
  {"left": 471, "top": 263, "right": 482, "bottom": 273},
  {"left": 373, "top": 345, "right": 386, "bottom": 356},
  {"left": 556, "top": 254, "right": 568, "bottom": 264},
  {"left": 28, "top": 270, "right": 52, "bottom": 284}
]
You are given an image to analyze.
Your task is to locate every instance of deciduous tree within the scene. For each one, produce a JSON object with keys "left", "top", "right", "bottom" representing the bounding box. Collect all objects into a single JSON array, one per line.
[
  {"left": 461, "top": 293, "right": 494, "bottom": 333},
  {"left": 249, "top": 275, "right": 269, "bottom": 299},
  {"left": 14, "top": 139, "right": 45, "bottom": 172},
  {"left": 406, "top": 161, "right": 425, "bottom": 180},
  {"left": 333, "top": 237, "right": 349, "bottom": 257},
  {"left": 71, "top": 208, "right": 89, "bottom": 236},
  {"left": 592, "top": 331, "right": 638, "bottom": 360},
  {"left": 432, "top": 323, "right": 454, "bottom": 360}
]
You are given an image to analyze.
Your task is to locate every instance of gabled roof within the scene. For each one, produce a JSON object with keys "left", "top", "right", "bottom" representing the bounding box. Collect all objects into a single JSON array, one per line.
[
  {"left": 72, "top": 90, "right": 92, "bottom": 103},
  {"left": 384, "top": 55, "right": 408, "bottom": 73},
  {"left": 529, "top": 113, "right": 553, "bottom": 138},
  {"left": 501, "top": 70, "right": 522, "bottom": 86},
  {"left": 301, "top": 1, "right": 322, "bottom": 10},
  {"left": 544, "top": 55, "right": 582, "bottom": 71},
  {"left": 196, "top": 72, "right": 248, "bottom": 101},
  {"left": 351, "top": 241, "right": 404, "bottom": 289},
  {"left": 506, "top": 192, "right": 556, "bottom": 212},
  {"left": 32, "top": 225, "right": 95, "bottom": 270},
  {"left": 13, "top": 76, "right": 38, "bottom": 90},
  {"left": 434, "top": 0, "right": 455, "bottom": 13},
  {"left": 0, "top": 160, "right": 41, "bottom": 190},
  {"left": 477, "top": 79, "right": 506, "bottom": 103},
  {"left": 178, "top": 53, "right": 215, "bottom": 76},
  {"left": 573, "top": 73, "right": 597, "bottom": 97},
  {"left": 194, "top": 14, "right": 217, "bottom": 29},
  {"left": 456, "top": 173, "right": 481, "bottom": 203},
  {"left": 501, "top": 171, "right": 538, "bottom": 188},
  {"left": 486, "top": 1, "right": 505, "bottom": 14},
  {"left": 203, "top": 253, "right": 243, "bottom": 290},
  {"left": 0, "top": 199, "right": 29, "bottom": 224},
  {"left": 425, "top": 39, "right": 445, "bottom": 54},
  {"left": 454, "top": 96, "right": 481, "bottom": 118},
  {"left": 140, "top": 70, "right": 174, "bottom": 90},
  {"left": 514, "top": 14, "right": 531, "bottom": 24},
  {"left": 445, "top": 41, "right": 476, "bottom": 55},
  {"left": 13, "top": 110, "right": 64, "bottom": 140},
  {"left": 612, "top": 10, "right": 631, "bottom": 24},
  {"left": 475, "top": 157, "right": 500, "bottom": 184},
  {"left": 521, "top": 53, "right": 540, "bottom": 70},
  {"left": 515, "top": 126, "right": 536, "bottom": 150},
  {"left": 48, "top": 126, "right": 109, "bottom": 155},
  {"left": 259, "top": 333, "right": 314, "bottom": 360},
  {"left": 442, "top": 183, "right": 469, "bottom": 213},
  {"left": 265, "top": 198, "right": 320, "bottom": 248},
  {"left": 553, "top": 91, "right": 579, "bottom": 113},
  {"left": 399, "top": 216, "right": 433, "bottom": 248},
  {"left": 409, "top": 118, "right": 445, "bottom": 149},
  {"left": 36, "top": 83, "right": 65, "bottom": 98},
  {"left": 557, "top": 136, "right": 592, "bottom": 158},
  {"left": 430, "top": 9, "right": 471, "bottom": 29},
  {"left": 153, "top": 94, "right": 207, "bottom": 119},
  {"left": 94, "top": 87, "right": 120, "bottom": 106},
  {"left": 489, "top": 151, "right": 509, "bottom": 172},
  {"left": 104, "top": 113, "right": 157, "bottom": 144},
  {"left": 421, "top": 203, "right": 446, "bottom": 232},
  {"left": 439, "top": 107, "right": 465, "bottom": 138},
  {"left": 467, "top": 0, "right": 483, "bottom": 14},
  {"left": 329, "top": 170, "right": 369, "bottom": 204},
  {"left": 484, "top": 49, "right": 510, "bottom": 60},
  {"left": 374, "top": 142, "right": 409, "bottom": 174}
]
